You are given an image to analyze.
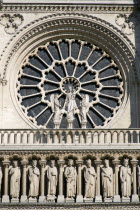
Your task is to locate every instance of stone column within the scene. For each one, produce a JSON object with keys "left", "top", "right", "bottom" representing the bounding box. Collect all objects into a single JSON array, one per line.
[
  {"left": 57, "top": 160, "right": 65, "bottom": 203},
  {"left": 131, "top": 159, "right": 139, "bottom": 202},
  {"left": 112, "top": 159, "right": 121, "bottom": 202},
  {"left": 2, "top": 159, "right": 10, "bottom": 203},
  {"left": 76, "top": 160, "right": 83, "bottom": 203},
  {"left": 39, "top": 159, "right": 46, "bottom": 203},
  {"left": 20, "top": 159, "right": 28, "bottom": 203},
  {"left": 94, "top": 159, "right": 102, "bottom": 202}
]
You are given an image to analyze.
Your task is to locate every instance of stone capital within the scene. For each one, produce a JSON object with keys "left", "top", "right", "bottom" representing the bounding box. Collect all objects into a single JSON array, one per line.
[
  {"left": 21, "top": 159, "right": 28, "bottom": 166},
  {"left": 2, "top": 160, "right": 10, "bottom": 166},
  {"left": 39, "top": 159, "right": 46, "bottom": 167},
  {"left": 57, "top": 160, "right": 65, "bottom": 166},
  {"left": 131, "top": 159, "right": 138, "bottom": 167},
  {"left": 112, "top": 159, "right": 120, "bottom": 166},
  {"left": 76, "top": 160, "right": 83, "bottom": 166},
  {"left": 94, "top": 160, "right": 102, "bottom": 166}
]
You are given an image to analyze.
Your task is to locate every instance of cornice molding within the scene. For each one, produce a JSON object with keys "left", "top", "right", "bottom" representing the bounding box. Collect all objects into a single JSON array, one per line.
[
  {"left": 0, "top": 4, "right": 137, "bottom": 13},
  {"left": 0, "top": 203, "right": 140, "bottom": 210}
]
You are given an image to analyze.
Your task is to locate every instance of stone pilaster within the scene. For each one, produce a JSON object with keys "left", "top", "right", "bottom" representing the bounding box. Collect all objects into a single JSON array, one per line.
[
  {"left": 57, "top": 159, "right": 65, "bottom": 203},
  {"left": 76, "top": 160, "right": 83, "bottom": 203},
  {"left": 94, "top": 159, "right": 102, "bottom": 202},
  {"left": 39, "top": 159, "right": 46, "bottom": 203},
  {"left": 2, "top": 158, "right": 10, "bottom": 203},
  {"left": 131, "top": 159, "right": 139, "bottom": 202},
  {"left": 20, "top": 159, "right": 28, "bottom": 203},
  {"left": 112, "top": 159, "right": 121, "bottom": 202}
]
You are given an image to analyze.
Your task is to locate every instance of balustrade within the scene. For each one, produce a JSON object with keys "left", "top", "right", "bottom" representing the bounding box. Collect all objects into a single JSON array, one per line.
[{"left": 0, "top": 129, "right": 140, "bottom": 145}]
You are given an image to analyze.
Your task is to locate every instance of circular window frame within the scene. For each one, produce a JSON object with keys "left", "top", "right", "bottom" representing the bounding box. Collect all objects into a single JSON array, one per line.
[{"left": 6, "top": 14, "right": 135, "bottom": 129}]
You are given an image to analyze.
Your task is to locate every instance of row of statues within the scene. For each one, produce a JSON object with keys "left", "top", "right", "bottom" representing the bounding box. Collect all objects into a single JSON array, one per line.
[
  {"left": 51, "top": 87, "right": 90, "bottom": 129},
  {"left": 0, "top": 158, "right": 140, "bottom": 202}
]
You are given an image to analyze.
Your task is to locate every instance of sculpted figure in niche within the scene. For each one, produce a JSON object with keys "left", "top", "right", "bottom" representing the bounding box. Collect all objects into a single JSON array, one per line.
[
  {"left": 9, "top": 160, "right": 21, "bottom": 199},
  {"left": 120, "top": 158, "right": 131, "bottom": 198},
  {"left": 64, "top": 86, "right": 77, "bottom": 129},
  {"left": 28, "top": 160, "right": 40, "bottom": 198},
  {"left": 101, "top": 159, "right": 113, "bottom": 199},
  {"left": 80, "top": 94, "right": 89, "bottom": 128},
  {"left": 137, "top": 165, "right": 140, "bottom": 195},
  {"left": 84, "top": 159, "right": 96, "bottom": 199},
  {"left": 47, "top": 160, "right": 58, "bottom": 200},
  {"left": 64, "top": 159, "right": 77, "bottom": 198},
  {"left": 51, "top": 94, "right": 62, "bottom": 129},
  {"left": 0, "top": 166, "right": 2, "bottom": 198}
]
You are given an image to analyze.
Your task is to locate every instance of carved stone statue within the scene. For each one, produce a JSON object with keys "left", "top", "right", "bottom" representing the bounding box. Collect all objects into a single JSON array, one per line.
[
  {"left": 80, "top": 94, "right": 89, "bottom": 128},
  {"left": 47, "top": 160, "right": 58, "bottom": 200},
  {"left": 120, "top": 158, "right": 131, "bottom": 198},
  {"left": 84, "top": 159, "right": 96, "bottom": 199},
  {"left": 51, "top": 94, "right": 62, "bottom": 129},
  {"left": 137, "top": 165, "right": 140, "bottom": 196},
  {"left": 101, "top": 159, "right": 113, "bottom": 199},
  {"left": 64, "top": 159, "right": 77, "bottom": 198},
  {"left": 28, "top": 160, "right": 40, "bottom": 198},
  {"left": 64, "top": 86, "right": 77, "bottom": 129},
  {"left": 0, "top": 166, "right": 2, "bottom": 199},
  {"left": 9, "top": 160, "right": 21, "bottom": 199}
]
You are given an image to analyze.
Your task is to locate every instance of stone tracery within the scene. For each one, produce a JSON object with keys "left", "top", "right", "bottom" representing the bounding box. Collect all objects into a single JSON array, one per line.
[{"left": 17, "top": 39, "right": 124, "bottom": 129}]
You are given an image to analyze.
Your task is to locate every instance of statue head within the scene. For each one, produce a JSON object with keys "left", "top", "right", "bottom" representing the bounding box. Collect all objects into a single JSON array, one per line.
[
  {"left": 68, "top": 159, "right": 73, "bottom": 167},
  {"left": 50, "top": 160, "right": 55, "bottom": 168},
  {"left": 86, "top": 159, "right": 92, "bottom": 168},
  {"left": 68, "top": 85, "right": 73, "bottom": 93},
  {"left": 13, "top": 160, "right": 18, "bottom": 168},
  {"left": 32, "top": 160, "right": 37, "bottom": 168},
  {"left": 104, "top": 159, "right": 109, "bottom": 168},
  {"left": 123, "top": 158, "right": 129, "bottom": 167}
]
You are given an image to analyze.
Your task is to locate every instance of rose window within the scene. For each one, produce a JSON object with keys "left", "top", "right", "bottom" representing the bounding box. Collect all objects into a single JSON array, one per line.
[{"left": 17, "top": 39, "right": 124, "bottom": 129}]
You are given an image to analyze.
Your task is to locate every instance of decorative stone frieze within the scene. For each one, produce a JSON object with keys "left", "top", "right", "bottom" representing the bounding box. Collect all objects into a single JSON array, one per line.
[
  {"left": 0, "top": 5, "right": 136, "bottom": 14},
  {"left": 0, "top": 203, "right": 140, "bottom": 210}
]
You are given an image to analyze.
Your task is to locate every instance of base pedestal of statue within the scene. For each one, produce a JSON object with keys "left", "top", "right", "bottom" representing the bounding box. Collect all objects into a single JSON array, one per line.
[
  {"left": 66, "top": 197, "right": 75, "bottom": 203},
  {"left": 76, "top": 195, "right": 83, "bottom": 203},
  {"left": 39, "top": 196, "right": 46, "bottom": 203},
  {"left": 11, "top": 198, "right": 19, "bottom": 203},
  {"left": 104, "top": 197, "right": 113, "bottom": 202},
  {"left": 113, "top": 195, "right": 121, "bottom": 202},
  {"left": 2, "top": 195, "right": 9, "bottom": 203},
  {"left": 122, "top": 196, "right": 130, "bottom": 203},
  {"left": 46, "top": 195, "right": 56, "bottom": 203},
  {"left": 20, "top": 195, "right": 28, "bottom": 203},
  {"left": 132, "top": 194, "right": 139, "bottom": 203},
  {"left": 95, "top": 195, "right": 102, "bottom": 203},
  {"left": 29, "top": 197, "right": 37, "bottom": 203},
  {"left": 83, "top": 197, "right": 93, "bottom": 203},
  {"left": 57, "top": 195, "right": 65, "bottom": 203}
]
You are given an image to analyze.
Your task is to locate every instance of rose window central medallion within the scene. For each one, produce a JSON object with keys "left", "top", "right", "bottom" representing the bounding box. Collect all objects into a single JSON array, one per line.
[
  {"left": 17, "top": 39, "right": 124, "bottom": 129},
  {"left": 61, "top": 77, "right": 81, "bottom": 94}
]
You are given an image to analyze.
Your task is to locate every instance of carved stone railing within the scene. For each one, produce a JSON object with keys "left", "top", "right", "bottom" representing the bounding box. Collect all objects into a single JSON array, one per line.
[{"left": 0, "top": 129, "right": 140, "bottom": 145}]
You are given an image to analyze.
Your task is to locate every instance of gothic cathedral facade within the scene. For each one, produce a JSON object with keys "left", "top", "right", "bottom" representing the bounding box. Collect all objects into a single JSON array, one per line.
[{"left": 0, "top": 0, "right": 140, "bottom": 209}]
